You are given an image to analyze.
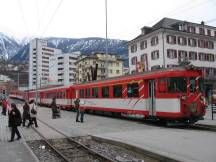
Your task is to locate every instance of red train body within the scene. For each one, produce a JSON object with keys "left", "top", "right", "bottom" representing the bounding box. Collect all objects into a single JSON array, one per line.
[{"left": 10, "top": 67, "right": 206, "bottom": 124}]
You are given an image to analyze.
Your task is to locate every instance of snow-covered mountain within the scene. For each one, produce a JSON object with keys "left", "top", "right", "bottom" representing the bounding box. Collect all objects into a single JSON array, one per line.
[
  {"left": 0, "top": 33, "right": 21, "bottom": 59},
  {"left": 0, "top": 33, "right": 128, "bottom": 66}
]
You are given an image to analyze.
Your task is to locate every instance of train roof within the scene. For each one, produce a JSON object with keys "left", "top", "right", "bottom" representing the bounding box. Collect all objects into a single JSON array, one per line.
[{"left": 74, "top": 65, "right": 202, "bottom": 86}]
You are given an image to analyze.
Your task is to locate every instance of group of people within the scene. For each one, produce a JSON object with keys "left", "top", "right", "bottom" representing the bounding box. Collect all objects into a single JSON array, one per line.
[
  {"left": 50, "top": 97, "right": 85, "bottom": 123},
  {"left": 0, "top": 99, "right": 38, "bottom": 142},
  {"left": 3, "top": 97, "right": 86, "bottom": 142}
]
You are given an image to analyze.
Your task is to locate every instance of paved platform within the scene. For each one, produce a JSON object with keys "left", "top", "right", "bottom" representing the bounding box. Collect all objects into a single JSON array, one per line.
[
  {"left": 197, "top": 108, "right": 216, "bottom": 126},
  {"left": 0, "top": 113, "right": 38, "bottom": 162}
]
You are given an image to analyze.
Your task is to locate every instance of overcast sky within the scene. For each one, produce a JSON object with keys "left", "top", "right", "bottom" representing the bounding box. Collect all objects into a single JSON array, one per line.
[{"left": 0, "top": 0, "right": 216, "bottom": 41}]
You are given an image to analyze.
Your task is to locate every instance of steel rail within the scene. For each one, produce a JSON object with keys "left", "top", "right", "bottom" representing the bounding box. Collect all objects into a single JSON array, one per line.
[{"left": 36, "top": 118, "right": 116, "bottom": 162}]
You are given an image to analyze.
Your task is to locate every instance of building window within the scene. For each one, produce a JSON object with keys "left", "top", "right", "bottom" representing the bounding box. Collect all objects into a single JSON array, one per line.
[
  {"left": 109, "top": 69, "right": 112, "bottom": 74},
  {"left": 140, "top": 40, "right": 147, "bottom": 50},
  {"left": 198, "top": 53, "right": 206, "bottom": 61},
  {"left": 189, "top": 52, "right": 197, "bottom": 60},
  {"left": 58, "top": 57, "right": 63, "bottom": 59},
  {"left": 116, "top": 70, "right": 120, "bottom": 74},
  {"left": 187, "top": 26, "right": 195, "bottom": 33},
  {"left": 131, "top": 57, "right": 137, "bottom": 65},
  {"left": 178, "top": 37, "right": 187, "bottom": 45},
  {"left": 166, "top": 35, "right": 176, "bottom": 44},
  {"left": 206, "top": 54, "right": 215, "bottom": 62},
  {"left": 207, "top": 29, "right": 211, "bottom": 36},
  {"left": 113, "top": 85, "right": 122, "bottom": 98},
  {"left": 151, "top": 50, "right": 159, "bottom": 60},
  {"left": 198, "top": 40, "right": 205, "bottom": 48},
  {"left": 102, "top": 86, "right": 109, "bottom": 98},
  {"left": 92, "top": 87, "right": 98, "bottom": 98},
  {"left": 58, "top": 62, "right": 64, "bottom": 65},
  {"left": 167, "top": 49, "right": 177, "bottom": 59},
  {"left": 130, "top": 44, "right": 137, "bottom": 53},
  {"left": 58, "top": 79, "right": 63, "bottom": 82},
  {"left": 178, "top": 50, "right": 187, "bottom": 59},
  {"left": 151, "top": 36, "right": 159, "bottom": 46},
  {"left": 167, "top": 64, "right": 178, "bottom": 68},
  {"left": 151, "top": 65, "right": 160, "bottom": 70},
  {"left": 206, "top": 41, "right": 214, "bottom": 49},
  {"left": 215, "top": 31, "right": 216, "bottom": 37},
  {"left": 199, "top": 28, "right": 205, "bottom": 35},
  {"left": 140, "top": 54, "right": 147, "bottom": 62},
  {"left": 127, "top": 83, "right": 139, "bottom": 98},
  {"left": 188, "top": 38, "right": 197, "bottom": 47}
]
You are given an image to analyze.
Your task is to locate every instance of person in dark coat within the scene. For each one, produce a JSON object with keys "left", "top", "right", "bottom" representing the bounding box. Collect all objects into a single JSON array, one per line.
[
  {"left": 74, "top": 98, "right": 80, "bottom": 122},
  {"left": 8, "top": 103, "right": 22, "bottom": 142},
  {"left": 2, "top": 99, "right": 7, "bottom": 115},
  {"left": 22, "top": 101, "right": 31, "bottom": 126},
  {"left": 50, "top": 98, "right": 59, "bottom": 119}
]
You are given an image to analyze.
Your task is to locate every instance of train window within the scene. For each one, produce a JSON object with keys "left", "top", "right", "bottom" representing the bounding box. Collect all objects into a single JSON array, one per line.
[
  {"left": 113, "top": 85, "right": 122, "bottom": 98},
  {"left": 102, "top": 86, "right": 109, "bottom": 98},
  {"left": 86, "top": 88, "right": 90, "bottom": 98},
  {"left": 92, "top": 87, "right": 98, "bottom": 98},
  {"left": 168, "top": 77, "right": 187, "bottom": 93},
  {"left": 189, "top": 78, "right": 196, "bottom": 92},
  {"left": 80, "top": 89, "right": 85, "bottom": 98},
  {"left": 198, "top": 78, "right": 204, "bottom": 93},
  {"left": 127, "top": 83, "right": 139, "bottom": 97}
]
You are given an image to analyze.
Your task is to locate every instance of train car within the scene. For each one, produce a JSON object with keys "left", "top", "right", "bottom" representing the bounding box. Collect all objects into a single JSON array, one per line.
[
  {"left": 10, "top": 91, "right": 25, "bottom": 100},
  {"left": 39, "top": 85, "right": 74, "bottom": 110},
  {"left": 10, "top": 66, "right": 206, "bottom": 125},
  {"left": 73, "top": 66, "right": 206, "bottom": 125}
]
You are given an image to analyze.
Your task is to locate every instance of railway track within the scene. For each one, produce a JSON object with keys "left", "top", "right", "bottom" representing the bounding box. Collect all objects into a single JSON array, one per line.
[{"left": 32, "top": 119, "right": 116, "bottom": 162}]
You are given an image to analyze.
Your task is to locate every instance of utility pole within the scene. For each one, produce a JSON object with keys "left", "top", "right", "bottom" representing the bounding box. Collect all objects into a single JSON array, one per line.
[
  {"left": 17, "top": 72, "right": 20, "bottom": 90},
  {"left": 105, "top": 0, "right": 108, "bottom": 78},
  {"left": 36, "top": 38, "right": 39, "bottom": 105}
]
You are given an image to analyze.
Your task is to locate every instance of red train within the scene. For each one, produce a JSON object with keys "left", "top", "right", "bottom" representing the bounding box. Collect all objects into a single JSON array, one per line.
[{"left": 10, "top": 67, "right": 206, "bottom": 125}]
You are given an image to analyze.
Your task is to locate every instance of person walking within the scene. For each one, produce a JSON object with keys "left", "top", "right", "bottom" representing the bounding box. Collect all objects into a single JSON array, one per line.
[
  {"left": 8, "top": 103, "right": 22, "bottom": 142},
  {"left": 50, "top": 98, "right": 59, "bottom": 119},
  {"left": 74, "top": 98, "right": 80, "bottom": 122},
  {"left": 27, "top": 100, "right": 38, "bottom": 128},
  {"left": 79, "top": 103, "right": 85, "bottom": 123},
  {"left": 22, "top": 101, "right": 31, "bottom": 127}
]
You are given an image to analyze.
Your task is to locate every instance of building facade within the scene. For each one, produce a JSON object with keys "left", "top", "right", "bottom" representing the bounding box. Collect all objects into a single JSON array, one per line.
[
  {"left": 129, "top": 18, "right": 216, "bottom": 90},
  {"left": 76, "top": 52, "right": 124, "bottom": 83},
  {"left": 49, "top": 52, "right": 80, "bottom": 86},
  {"left": 29, "top": 39, "right": 62, "bottom": 90}
]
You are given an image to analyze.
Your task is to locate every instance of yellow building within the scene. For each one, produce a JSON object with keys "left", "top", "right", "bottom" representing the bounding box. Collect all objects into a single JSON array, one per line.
[{"left": 75, "top": 52, "right": 124, "bottom": 83}]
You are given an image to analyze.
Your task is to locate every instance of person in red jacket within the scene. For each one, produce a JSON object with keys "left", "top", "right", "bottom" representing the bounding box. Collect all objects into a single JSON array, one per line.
[{"left": 1, "top": 99, "right": 7, "bottom": 116}]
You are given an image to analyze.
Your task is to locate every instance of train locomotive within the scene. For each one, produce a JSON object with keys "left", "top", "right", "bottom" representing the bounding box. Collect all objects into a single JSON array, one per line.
[{"left": 10, "top": 67, "right": 206, "bottom": 125}]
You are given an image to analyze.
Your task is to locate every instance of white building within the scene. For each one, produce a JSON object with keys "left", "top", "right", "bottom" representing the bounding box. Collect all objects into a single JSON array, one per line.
[
  {"left": 29, "top": 38, "right": 62, "bottom": 90},
  {"left": 49, "top": 52, "right": 80, "bottom": 86},
  {"left": 0, "top": 75, "right": 11, "bottom": 82},
  {"left": 128, "top": 18, "right": 216, "bottom": 90}
]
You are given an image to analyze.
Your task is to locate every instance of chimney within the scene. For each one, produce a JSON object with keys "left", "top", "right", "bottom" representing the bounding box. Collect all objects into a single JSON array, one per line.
[{"left": 201, "top": 21, "right": 205, "bottom": 25}]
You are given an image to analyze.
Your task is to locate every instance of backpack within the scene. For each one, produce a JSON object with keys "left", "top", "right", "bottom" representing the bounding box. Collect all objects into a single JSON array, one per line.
[
  {"left": 31, "top": 104, "right": 37, "bottom": 114},
  {"left": 31, "top": 108, "right": 37, "bottom": 114}
]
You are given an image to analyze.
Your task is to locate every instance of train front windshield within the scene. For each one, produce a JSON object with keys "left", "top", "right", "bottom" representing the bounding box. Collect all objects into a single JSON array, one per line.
[{"left": 167, "top": 77, "right": 187, "bottom": 93}]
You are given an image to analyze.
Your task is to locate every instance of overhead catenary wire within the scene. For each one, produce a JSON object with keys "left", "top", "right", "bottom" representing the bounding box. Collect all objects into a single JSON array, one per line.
[
  {"left": 145, "top": 0, "right": 215, "bottom": 27},
  {"left": 16, "top": 0, "right": 30, "bottom": 36},
  {"left": 41, "top": 0, "right": 64, "bottom": 37}
]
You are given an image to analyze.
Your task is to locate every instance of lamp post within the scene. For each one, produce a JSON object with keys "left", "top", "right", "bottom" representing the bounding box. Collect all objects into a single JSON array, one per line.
[{"left": 105, "top": 0, "right": 108, "bottom": 78}]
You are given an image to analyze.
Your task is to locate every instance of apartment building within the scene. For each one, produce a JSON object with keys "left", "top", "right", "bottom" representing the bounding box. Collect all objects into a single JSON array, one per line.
[
  {"left": 75, "top": 52, "right": 124, "bottom": 83},
  {"left": 128, "top": 17, "right": 216, "bottom": 90},
  {"left": 49, "top": 52, "right": 80, "bottom": 86},
  {"left": 29, "top": 38, "right": 62, "bottom": 90}
]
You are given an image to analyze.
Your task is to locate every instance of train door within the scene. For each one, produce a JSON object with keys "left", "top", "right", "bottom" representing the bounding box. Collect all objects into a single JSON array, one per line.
[{"left": 148, "top": 80, "right": 156, "bottom": 116}]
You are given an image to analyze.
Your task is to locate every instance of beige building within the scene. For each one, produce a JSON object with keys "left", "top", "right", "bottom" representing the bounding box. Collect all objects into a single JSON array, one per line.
[{"left": 75, "top": 52, "right": 124, "bottom": 83}]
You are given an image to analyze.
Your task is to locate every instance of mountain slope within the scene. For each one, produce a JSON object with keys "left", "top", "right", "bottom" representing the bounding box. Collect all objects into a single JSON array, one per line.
[
  {"left": 0, "top": 33, "right": 21, "bottom": 59},
  {"left": 10, "top": 37, "right": 129, "bottom": 65}
]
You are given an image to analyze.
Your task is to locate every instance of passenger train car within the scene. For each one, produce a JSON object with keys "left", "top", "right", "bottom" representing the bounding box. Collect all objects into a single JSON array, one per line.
[{"left": 10, "top": 67, "right": 206, "bottom": 124}]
